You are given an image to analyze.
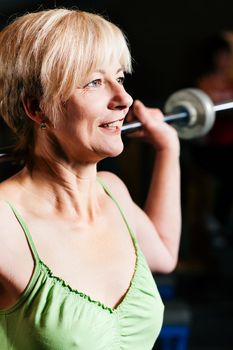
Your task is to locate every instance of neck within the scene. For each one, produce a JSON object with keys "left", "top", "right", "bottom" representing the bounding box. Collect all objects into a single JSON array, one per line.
[{"left": 17, "top": 156, "right": 103, "bottom": 222}]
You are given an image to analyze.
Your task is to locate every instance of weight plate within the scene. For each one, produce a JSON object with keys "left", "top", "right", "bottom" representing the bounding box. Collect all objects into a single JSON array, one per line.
[{"left": 164, "top": 88, "right": 216, "bottom": 139}]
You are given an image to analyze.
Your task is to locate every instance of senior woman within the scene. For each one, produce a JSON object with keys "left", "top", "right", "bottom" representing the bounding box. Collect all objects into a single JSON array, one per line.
[{"left": 0, "top": 8, "right": 181, "bottom": 350}]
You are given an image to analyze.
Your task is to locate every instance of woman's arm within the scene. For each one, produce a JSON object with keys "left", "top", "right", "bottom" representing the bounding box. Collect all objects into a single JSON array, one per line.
[
  {"left": 135, "top": 149, "right": 181, "bottom": 273},
  {"left": 127, "top": 100, "right": 181, "bottom": 273},
  {"left": 100, "top": 100, "right": 181, "bottom": 273}
]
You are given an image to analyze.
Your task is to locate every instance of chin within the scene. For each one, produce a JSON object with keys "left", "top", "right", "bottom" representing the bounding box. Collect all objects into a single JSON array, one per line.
[{"left": 99, "top": 143, "right": 124, "bottom": 160}]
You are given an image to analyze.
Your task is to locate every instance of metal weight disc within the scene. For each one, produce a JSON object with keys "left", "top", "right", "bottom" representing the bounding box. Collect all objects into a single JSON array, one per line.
[{"left": 164, "top": 88, "right": 216, "bottom": 139}]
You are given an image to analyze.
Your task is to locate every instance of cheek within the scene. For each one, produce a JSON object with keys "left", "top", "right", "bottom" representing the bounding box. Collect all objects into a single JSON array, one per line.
[
  {"left": 64, "top": 114, "right": 94, "bottom": 142},
  {"left": 62, "top": 105, "right": 86, "bottom": 133},
  {"left": 64, "top": 94, "right": 106, "bottom": 134}
]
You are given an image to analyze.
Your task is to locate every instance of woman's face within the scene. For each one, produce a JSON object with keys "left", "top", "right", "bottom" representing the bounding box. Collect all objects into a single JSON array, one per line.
[{"left": 53, "top": 60, "right": 133, "bottom": 164}]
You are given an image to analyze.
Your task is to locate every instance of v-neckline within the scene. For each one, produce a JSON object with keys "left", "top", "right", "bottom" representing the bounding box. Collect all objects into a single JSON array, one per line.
[
  {"left": 5, "top": 177, "right": 140, "bottom": 313},
  {"left": 38, "top": 239, "right": 139, "bottom": 313}
]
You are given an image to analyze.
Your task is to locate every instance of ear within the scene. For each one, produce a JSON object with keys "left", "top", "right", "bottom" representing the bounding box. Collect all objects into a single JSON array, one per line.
[{"left": 21, "top": 96, "right": 44, "bottom": 125}]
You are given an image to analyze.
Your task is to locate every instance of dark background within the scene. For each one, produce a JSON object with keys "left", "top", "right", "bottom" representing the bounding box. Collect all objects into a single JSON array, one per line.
[
  {"left": 1, "top": 1, "right": 233, "bottom": 349},
  {"left": 2, "top": 0, "right": 233, "bottom": 101},
  {"left": 1, "top": 0, "right": 233, "bottom": 200}
]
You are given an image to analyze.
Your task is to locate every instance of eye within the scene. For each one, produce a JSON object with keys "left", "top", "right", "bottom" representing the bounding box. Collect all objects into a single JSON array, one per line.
[
  {"left": 117, "top": 76, "right": 125, "bottom": 85},
  {"left": 85, "top": 79, "right": 102, "bottom": 88}
]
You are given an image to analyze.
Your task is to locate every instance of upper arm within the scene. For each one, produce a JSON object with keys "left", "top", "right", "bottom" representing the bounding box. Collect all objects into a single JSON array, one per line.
[
  {"left": 0, "top": 200, "right": 18, "bottom": 282},
  {"left": 133, "top": 204, "right": 178, "bottom": 273},
  {"left": 0, "top": 200, "right": 11, "bottom": 270},
  {"left": 98, "top": 171, "right": 176, "bottom": 273},
  {"left": 0, "top": 200, "right": 9, "bottom": 288}
]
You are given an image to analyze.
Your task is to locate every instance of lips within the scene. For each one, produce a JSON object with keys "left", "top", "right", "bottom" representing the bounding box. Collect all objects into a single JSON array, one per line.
[{"left": 99, "top": 118, "right": 124, "bottom": 129}]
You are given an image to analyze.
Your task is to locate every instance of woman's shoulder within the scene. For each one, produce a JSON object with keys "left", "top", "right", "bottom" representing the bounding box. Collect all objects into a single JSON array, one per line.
[
  {"left": 97, "top": 171, "right": 132, "bottom": 200},
  {"left": 0, "top": 196, "right": 15, "bottom": 243},
  {"left": 0, "top": 194, "right": 16, "bottom": 285},
  {"left": 0, "top": 178, "right": 20, "bottom": 236},
  {"left": 0, "top": 172, "right": 23, "bottom": 203},
  {"left": 0, "top": 192, "right": 13, "bottom": 225},
  {"left": 97, "top": 171, "right": 136, "bottom": 220}
]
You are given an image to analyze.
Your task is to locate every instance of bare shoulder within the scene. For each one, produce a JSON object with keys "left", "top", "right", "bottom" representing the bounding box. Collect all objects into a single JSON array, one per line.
[
  {"left": 0, "top": 198, "right": 22, "bottom": 307},
  {"left": 97, "top": 171, "right": 136, "bottom": 224},
  {"left": 0, "top": 198, "right": 15, "bottom": 243},
  {"left": 0, "top": 199, "right": 14, "bottom": 282},
  {"left": 0, "top": 198, "right": 12, "bottom": 227},
  {"left": 0, "top": 179, "right": 20, "bottom": 266},
  {"left": 0, "top": 175, "right": 18, "bottom": 199},
  {"left": 97, "top": 171, "right": 132, "bottom": 202}
]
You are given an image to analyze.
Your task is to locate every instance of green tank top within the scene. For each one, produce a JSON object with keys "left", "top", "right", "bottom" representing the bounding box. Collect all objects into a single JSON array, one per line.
[{"left": 0, "top": 179, "right": 164, "bottom": 350}]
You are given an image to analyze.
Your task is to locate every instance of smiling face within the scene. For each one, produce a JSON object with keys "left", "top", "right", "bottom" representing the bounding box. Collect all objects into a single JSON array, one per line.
[
  {"left": 0, "top": 9, "right": 133, "bottom": 159},
  {"left": 52, "top": 60, "right": 133, "bottom": 164}
]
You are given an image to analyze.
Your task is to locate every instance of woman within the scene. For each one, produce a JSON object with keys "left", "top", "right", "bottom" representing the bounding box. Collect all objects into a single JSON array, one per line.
[{"left": 0, "top": 8, "right": 181, "bottom": 350}]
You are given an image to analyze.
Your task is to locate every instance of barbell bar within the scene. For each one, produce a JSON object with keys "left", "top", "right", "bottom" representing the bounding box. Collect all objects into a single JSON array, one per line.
[{"left": 121, "top": 88, "right": 233, "bottom": 139}]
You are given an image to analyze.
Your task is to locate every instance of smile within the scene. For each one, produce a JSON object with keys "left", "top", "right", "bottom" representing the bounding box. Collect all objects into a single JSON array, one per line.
[{"left": 99, "top": 118, "right": 124, "bottom": 130}]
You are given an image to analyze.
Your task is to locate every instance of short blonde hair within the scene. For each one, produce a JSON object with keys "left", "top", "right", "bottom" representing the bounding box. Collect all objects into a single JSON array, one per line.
[{"left": 0, "top": 8, "right": 132, "bottom": 154}]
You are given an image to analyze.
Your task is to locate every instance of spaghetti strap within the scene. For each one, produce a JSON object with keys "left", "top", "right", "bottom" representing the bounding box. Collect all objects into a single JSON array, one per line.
[
  {"left": 97, "top": 176, "right": 137, "bottom": 242},
  {"left": 7, "top": 202, "right": 40, "bottom": 264}
]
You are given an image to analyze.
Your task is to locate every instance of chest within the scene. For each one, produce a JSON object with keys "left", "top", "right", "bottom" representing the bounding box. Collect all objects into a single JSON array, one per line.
[
  {"left": 1, "top": 255, "right": 164, "bottom": 350},
  {"left": 13, "top": 206, "right": 137, "bottom": 309}
]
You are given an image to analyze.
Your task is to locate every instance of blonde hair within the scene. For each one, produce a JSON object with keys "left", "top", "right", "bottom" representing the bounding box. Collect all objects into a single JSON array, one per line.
[{"left": 0, "top": 8, "right": 132, "bottom": 154}]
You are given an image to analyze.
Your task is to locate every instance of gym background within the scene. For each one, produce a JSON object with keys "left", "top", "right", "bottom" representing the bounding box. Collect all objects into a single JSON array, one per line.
[{"left": 1, "top": 1, "right": 233, "bottom": 349}]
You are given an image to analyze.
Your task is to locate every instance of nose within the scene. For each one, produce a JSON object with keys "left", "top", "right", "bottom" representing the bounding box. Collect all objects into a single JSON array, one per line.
[{"left": 108, "top": 84, "right": 133, "bottom": 111}]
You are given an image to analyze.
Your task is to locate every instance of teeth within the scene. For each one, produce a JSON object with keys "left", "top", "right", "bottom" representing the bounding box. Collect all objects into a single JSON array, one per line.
[
  {"left": 103, "top": 121, "right": 119, "bottom": 128},
  {"left": 107, "top": 121, "right": 118, "bottom": 127}
]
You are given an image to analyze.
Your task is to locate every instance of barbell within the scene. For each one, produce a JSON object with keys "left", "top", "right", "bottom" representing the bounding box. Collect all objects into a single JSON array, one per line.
[
  {"left": 121, "top": 88, "right": 233, "bottom": 139},
  {"left": 1, "top": 87, "right": 233, "bottom": 159}
]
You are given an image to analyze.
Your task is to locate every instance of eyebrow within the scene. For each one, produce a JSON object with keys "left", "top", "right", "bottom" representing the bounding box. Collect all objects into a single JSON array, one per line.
[{"left": 96, "top": 68, "right": 124, "bottom": 74}]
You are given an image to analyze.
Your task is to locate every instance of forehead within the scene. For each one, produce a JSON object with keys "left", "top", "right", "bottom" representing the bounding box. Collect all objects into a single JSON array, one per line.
[
  {"left": 81, "top": 60, "right": 125, "bottom": 83},
  {"left": 92, "top": 66, "right": 124, "bottom": 75},
  {"left": 79, "top": 36, "right": 130, "bottom": 77}
]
